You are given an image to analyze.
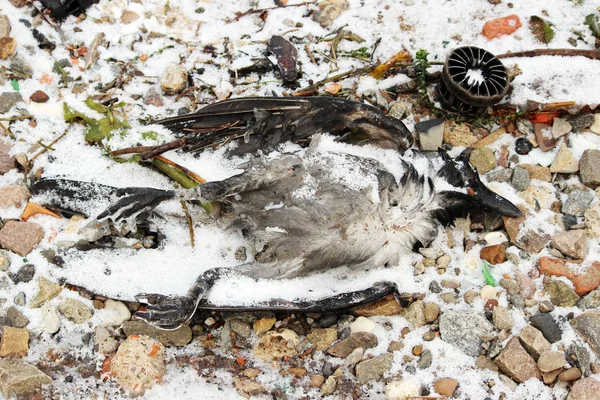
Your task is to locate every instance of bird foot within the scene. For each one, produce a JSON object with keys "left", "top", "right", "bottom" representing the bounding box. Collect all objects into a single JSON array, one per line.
[{"left": 135, "top": 292, "right": 202, "bottom": 330}]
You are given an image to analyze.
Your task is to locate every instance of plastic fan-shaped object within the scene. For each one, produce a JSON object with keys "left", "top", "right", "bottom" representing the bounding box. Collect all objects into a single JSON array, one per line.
[{"left": 437, "top": 46, "right": 509, "bottom": 115}]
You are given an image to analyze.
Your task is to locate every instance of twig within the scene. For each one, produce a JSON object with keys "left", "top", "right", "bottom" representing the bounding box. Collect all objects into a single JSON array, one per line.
[
  {"left": 180, "top": 200, "right": 195, "bottom": 248},
  {"left": 294, "top": 66, "right": 374, "bottom": 95},
  {"left": 233, "top": 1, "right": 315, "bottom": 21},
  {"left": 30, "top": 130, "right": 67, "bottom": 162},
  {"left": 496, "top": 48, "right": 600, "bottom": 60},
  {"left": 0, "top": 115, "right": 34, "bottom": 121},
  {"left": 0, "top": 121, "right": 15, "bottom": 139}
]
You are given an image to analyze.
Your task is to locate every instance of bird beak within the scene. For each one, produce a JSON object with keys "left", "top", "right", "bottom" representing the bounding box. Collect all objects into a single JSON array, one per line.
[{"left": 474, "top": 184, "right": 523, "bottom": 217}]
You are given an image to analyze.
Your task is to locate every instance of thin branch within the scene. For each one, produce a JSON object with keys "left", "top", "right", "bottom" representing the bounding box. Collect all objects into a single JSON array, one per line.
[
  {"left": 0, "top": 121, "right": 15, "bottom": 139},
  {"left": 233, "top": 1, "right": 315, "bottom": 21},
  {"left": 30, "top": 130, "right": 67, "bottom": 162},
  {"left": 180, "top": 200, "right": 195, "bottom": 248},
  {"left": 496, "top": 48, "right": 600, "bottom": 60}
]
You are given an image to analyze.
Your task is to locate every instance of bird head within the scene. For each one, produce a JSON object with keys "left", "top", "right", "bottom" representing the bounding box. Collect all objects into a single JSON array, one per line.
[{"left": 435, "top": 148, "right": 522, "bottom": 221}]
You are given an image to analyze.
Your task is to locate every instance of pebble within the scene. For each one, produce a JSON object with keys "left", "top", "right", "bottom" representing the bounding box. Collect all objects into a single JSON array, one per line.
[
  {"left": 320, "top": 375, "right": 337, "bottom": 394},
  {"left": 344, "top": 346, "right": 364, "bottom": 366},
  {"left": 0, "top": 359, "right": 52, "bottom": 397},
  {"left": 312, "top": 0, "right": 348, "bottom": 27},
  {"left": 585, "top": 201, "right": 600, "bottom": 238},
  {"left": 567, "top": 378, "right": 600, "bottom": 400},
  {"left": 530, "top": 312, "right": 562, "bottom": 343},
  {"left": 386, "top": 379, "right": 420, "bottom": 400},
  {"left": 590, "top": 113, "right": 600, "bottom": 134},
  {"left": 550, "top": 145, "right": 579, "bottom": 174},
  {"left": 439, "top": 311, "right": 495, "bottom": 356},
  {"left": 160, "top": 63, "right": 188, "bottom": 94},
  {"left": 0, "top": 143, "right": 16, "bottom": 175},
  {"left": 233, "top": 377, "right": 265, "bottom": 396},
  {"left": 564, "top": 189, "right": 594, "bottom": 217},
  {"left": 568, "top": 113, "right": 596, "bottom": 132},
  {"left": 434, "top": 378, "right": 459, "bottom": 397},
  {"left": 0, "top": 14, "right": 10, "bottom": 37},
  {"left": 0, "top": 37, "right": 16, "bottom": 60},
  {"left": 519, "top": 164, "right": 552, "bottom": 181},
  {"left": 40, "top": 303, "right": 60, "bottom": 334},
  {"left": 230, "top": 319, "right": 252, "bottom": 338},
  {"left": 550, "top": 230, "right": 588, "bottom": 259},
  {"left": 6, "top": 306, "right": 29, "bottom": 328},
  {"left": 417, "top": 349, "right": 432, "bottom": 369},
  {"left": 30, "top": 277, "right": 62, "bottom": 308},
  {"left": 492, "top": 305, "right": 514, "bottom": 330},
  {"left": 143, "top": 87, "right": 164, "bottom": 107},
  {"left": 9, "top": 264, "right": 35, "bottom": 284},
  {"left": 10, "top": 55, "right": 32, "bottom": 78},
  {"left": 469, "top": 147, "right": 497, "bottom": 174},
  {"left": 307, "top": 328, "right": 338, "bottom": 351},
  {"left": 545, "top": 279, "right": 580, "bottom": 307},
  {"left": 415, "top": 118, "right": 445, "bottom": 151},
  {"left": 253, "top": 317, "right": 276, "bottom": 335},
  {"left": 552, "top": 117, "right": 572, "bottom": 138},
  {"left": 494, "top": 337, "right": 541, "bottom": 383},
  {"left": 0, "top": 185, "right": 30, "bottom": 209},
  {"left": 424, "top": 302, "right": 440, "bottom": 323},
  {"left": 309, "top": 375, "right": 325, "bottom": 388},
  {"left": 253, "top": 329, "right": 299, "bottom": 360},
  {"left": 99, "top": 299, "right": 131, "bottom": 327},
  {"left": 110, "top": 335, "right": 166, "bottom": 396},
  {"left": 444, "top": 121, "right": 479, "bottom": 146},
  {"left": 485, "top": 231, "right": 508, "bottom": 246},
  {"left": 403, "top": 300, "right": 425, "bottom": 327},
  {"left": 440, "top": 292, "right": 457, "bottom": 303},
  {"left": 537, "top": 350, "right": 566, "bottom": 372},
  {"left": 0, "top": 221, "right": 44, "bottom": 256},
  {"left": 350, "top": 316, "right": 375, "bottom": 334},
  {"left": 327, "top": 332, "right": 378, "bottom": 358},
  {"left": 558, "top": 367, "right": 582, "bottom": 382},
  {"left": 580, "top": 149, "right": 600, "bottom": 188},
  {"left": 534, "top": 123, "right": 557, "bottom": 151},
  {"left": 480, "top": 285, "right": 497, "bottom": 300},
  {"left": 480, "top": 244, "right": 506, "bottom": 265},
  {"left": 94, "top": 326, "right": 118, "bottom": 355},
  {"left": 355, "top": 353, "right": 393, "bottom": 383},
  {"left": 389, "top": 101, "right": 412, "bottom": 120},
  {"left": 0, "top": 326, "right": 29, "bottom": 357},
  {"left": 122, "top": 320, "right": 192, "bottom": 347},
  {"left": 0, "top": 92, "right": 23, "bottom": 114},
  {"left": 571, "top": 311, "right": 600, "bottom": 358},
  {"left": 29, "top": 90, "right": 49, "bottom": 103},
  {"left": 579, "top": 288, "right": 600, "bottom": 310},
  {"left": 511, "top": 166, "right": 530, "bottom": 191},
  {"left": 58, "top": 299, "right": 93, "bottom": 324}
]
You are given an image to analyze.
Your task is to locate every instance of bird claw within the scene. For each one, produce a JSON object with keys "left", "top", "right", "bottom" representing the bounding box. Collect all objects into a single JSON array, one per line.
[
  {"left": 135, "top": 292, "right": 200, "bottom": 330},
  {"left": 97, "top": 188, "right": 175, "bottom": 223}
]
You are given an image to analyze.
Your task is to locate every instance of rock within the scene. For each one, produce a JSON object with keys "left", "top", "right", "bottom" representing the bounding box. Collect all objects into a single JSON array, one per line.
[
  {"left": 306, "top": 328, "right": 338, "bottom": 351},
  {"left": 6, "top": 307, "right": 29, "bottom": 328},
  {"left": 320, "top": 375, "right": 337, "bottom": 395},
  {"left": 312, "top": 0, "right": 348, "bottom": 27},
  {"left": 79, "top": 220, "right": 111, "bottom": 242},
  {"left": 0, "top": 15, "right": 10, "bottom": 37},
  {"left": 473, "top": 127, "right": 507, "bottom": 149},
  {"left": 511, "top": 166, "right": 530, "bottom": 191},
  {"left": 541, "top": 368, "right": 562, "bottom": 384},
  {"left": 0, "top": 326, "right": 29, "bottom": 357},
  {"left": 309, "top": 374, "right": 325, "bottom": 388},
  {"left": 534, "top": 123, "right": 557, "bottom": 152},
  {"left": 9, "top": 54, "right": 32, "bottom": 78},
  {"left": 559, "top": 367, "right": 583, "bottom": 382},
  {"left": 514, "top": 271, "right": 536, "bottom": 298},
  {"left": 518, "top": 164, "right": 552, "bottom": 181},
  {"left": 121, "top": 320, "right": 192, "bottom": 347},
  {"left": 29, "top": 90, "right": 49, "bottom": 103},
  {"left": 590, "top": 114, "right": 600, "bottom": 134},
  {"left": 580, "top": 150, "right": 600, "bottom": 188},
  {"left": 469, "top": 147, "right": 497, "bottom": 174},
  {"left": 0, "top": 37, "right": 16, "bottom": 60},
  {"left": 344, "top": 346, "right": 364, "bottom": 366},
  {"left": 386, "top": 379, "right": 420, "bottom": 400},
  {"left": 403, "top": 300, "right": 425, "bottom": 327},
  {"left": 350, "top": 316, "right": 376, "bottom": 333},
  {"left": 143, "top": 87, "right": 164, "bottom": 107},
  {"left": 487, "top": 168, "right": 513, "bottom": 183},
  {"left": 480, "top": 285, "right": 496, "bottom": 300},
  {"left": 550, "top": 145, "right": 579, "bottom": 174},
  {"left": 482, "top": 14, "right": 522, "bottom": 39},
  {"left": 495, "top": 337, "right": 541, "bottom": 383},
  {"left": 586, "top": 201, "right": 600, "bottom": 238},
  {"left": 0, "top": 142, "right": 16, "bottom": 174},
  {"left": 571, "top": 311, "right": 600, "bottom": 358},
  {"left": 485, "top": 231, "right": 508, "bottom": 246},
  {"left": 434, "top": 378, "right": 459, "bottom": 397},
  {"left": 110, "top": 335, "right": 165, "bottom": 396},
  {"left": 233, "top": 377, "right": 265, "bottom": 396},
  {"left": 566, "top": 344, "right": 592, "bottom": 377},
  {"left": 389, "top": 101, "right": 412, "bottom": 120},
  {"left": 519, "top": 324, "right": 551, "bottom": 360},
  {"left": 440, "top": 292, "right": 457, "bottom": 303},
  {"left": 0, "top": 92, "right": 23, "bottom": 114},
  {"left": 552, "top": 118, "right": 572, "bottom": 138},
  {"left": 492, "top": 305, "right": 514, "bottom": 330},
  {"left": 444, "top": 121, "right": 478, "bottom": 146},
  {"left": 0, "top": 359, "right": 52, "bottom": 397},
  {"left": 353, "top": 294, "right": 402, "bottom": 316},
  {"left": 563, "top": 189, "right": 594, "bottom": 217},
  {"left": 530, "top": 313, "right": 562, "bottom": 343},
  {"left": 101, "top": 299, "right": 131, "bottom": 327},
  {"left": 551, "top": 230, "right": 588, "bottom": 259},
  {"left": 417, "top": 349, "right": 432, "bottom": 369},
  {"left": 327, "top": 332, "right": 378, "bottom": 358},
  {"left": 480, "top": 244, "right": 506, "bottom": 265},
  {"left": 439, "top": 311, "right": 495, "bottom": 356},
  {"left": 546, "top": 279, "right": 580, "bottom": 307},
  {"left": 355, "top": 353, "right": 393, "bottom": 384},
  {"left": 160, "top": 63, "right": 188, "bottom": 94},
  {"left": 0, "top": 185, "right": 29, "bottom": 209},
  {"left": 424, "top": 302, "right": 439, "bottom": 322},
  {"left": 568, "top": 113, "right": 596, "bottom": 132},
  {"left": 539, "top": 257, "right": 600, "bottom": 296},
  {"left": 537, "top": 350, "right": 566, "bottom": 372},
  {"left": 9, "top": 264, "right": 35, "bottom": 284},
  {"left": 0, "top": 221, "right": 44, "bottom": 256},
  {"left": 253, "top": 317, "right": 276, "bottom": 335},
  {"left": 94, "top": 326, "right": 118, "bottom": 355},
  {"left": 40, "top": 303, "right": 60, "bottom": 334},
  {"left": 230, "top": 319, "right": 252, "bottom": 338},
  {"left": 579, "top": 289, "right": 600, "bottom": 310},
  {"left": 567, "top": 378, "right": 600, "bottom": 400},
  {"left": 58, "top": 299, "right": 93, "bottom": 324},
  {"left": 30, "top": 277, "right": 62, "bottom": 308},
  {"left": 253, "top": 329, "right": 299, "bottom": 360},
  {"left": 120, "top": 10, "right": 140, "bottom": 24},
  {"left": 415, "top": 118, "right": 444, "bottom": 151}
]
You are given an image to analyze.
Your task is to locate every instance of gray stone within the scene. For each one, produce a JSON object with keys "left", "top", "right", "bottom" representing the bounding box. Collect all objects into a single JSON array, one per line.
[
  {"left": 544, "top": 279, "right": 580, "bottom": 307},
  {"left": 13, "top": 292, "right": 25, "bottom": 306},
  {"left": 94, "top": 326, "right": 119, "bottom": 355},
  {"left": 327, "top": 332, "right": 378, "bottom": 358},
  {"left": 579, "top": 289, "right": 600, "bottom": 310},
  {"left": 566, "top": 344, "right": 591, "bottom": 377},
  {"left": 79, "top": 220, "right": 111, "bottom": 242},
  {"left": 230, "top": 319, "right": 252, "bottom": 338},
  {"left": 495, "top": 337, "right": 541, "bottom": 383},
  {"left": 519, "top": 324, "right": 551, "bottom": 360},
  {"left": 571, "top": 311, "right": 600, "bottom": 358},
  {"left": 487, "top": 168, "right": 513, "bottom": 183},
  {"left": 58, "top": 299, "right": 93, "bottom": 324},
  {"left": 0, "top": 142, "right": 15, "bottom": 175},
  {"left": 355, "top": 353, "right": 393, "bottom": 383},
  {"left": 9, "top": 54, "right": 33, "bottom": 78},
  {"left": 0, "top": 250, "right": 10, "bottom": 271},
  {"left": 0, "top": 359, "right": 52, "bottom": 397},
  {"left": 0, "top": 221, "right": 44, "bottom": 256},
  {"left": 312, "top": 0, "right": 348, "bottom": 27},
  {"left": 9, "top": 264, "right": 35, "bottom": 284},
  {"left": 439, "top": 311, "right": 495, "bottom": 356},
  {"left": 6, "top": 306, "right": 29, "bottom": 328},
  {"left": 530, "top": 313, "right": 562, "bottom": 343},
  {"left": 552, "top": 118, "right": 572, "bottom": 139},
  {"left": 563, "top": 189, "right": 594, "bottom": 216},
  {"left": 403, "top": 300, "right": 425, "bottom": 328},
  {"left": 511, "top": 166, "right": 530, "bottom": 191},
  {"left": 580, "top": 149, "right": 600, "bottom": 188},
  {"left": 0, "top": 92, "right": 23, "bottom": 114},
  {"left": 415, "top": 118, "right": 445, "bottom": 151},
  {"left": 389, "top": 101, "right": 412, "bottom": 120},
  {"left": 567, "top": 378, "right": 600, "bottom": 400},
  {"left": 585, "top": 201, "right": 600, "bottom": 238},
  {"left": 568, "top": 113, "right": 595, "bottom": 132},
  {"left": 121, "top": 320, "right": 192, "bottom": 347},
  {"left": 492, "top": 305, "right": 514, "bottom": 330},
  {"left": 550, "top": 230, "right": 588, "bottom": 259},
  {"left": 417, "top": 349, "right": 432, "bottom": 369}
]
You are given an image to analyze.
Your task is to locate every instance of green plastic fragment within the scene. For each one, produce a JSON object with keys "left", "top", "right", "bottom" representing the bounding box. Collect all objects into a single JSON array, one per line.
[{"left": 482, "top": 260, "right": 497, "bottom": 287}]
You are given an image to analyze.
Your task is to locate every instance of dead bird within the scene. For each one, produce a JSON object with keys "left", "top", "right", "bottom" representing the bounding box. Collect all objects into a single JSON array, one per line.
[
  {"left": 127, "top": 96, "right": 413, "bottom": 159},
  {"left": 33, "top": 136, "right": 521, "bottom": 329}
]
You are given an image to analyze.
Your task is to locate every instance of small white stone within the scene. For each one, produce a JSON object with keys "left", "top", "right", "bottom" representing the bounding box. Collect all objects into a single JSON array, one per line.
[
  {"left": 551, "top": 118, "right": 572, "bottom": 139},
  {"left": 350, "top": 316, "right": 376, "bottom": 334},
  {"left": 101, "top": 299, "right": 131, "bottom": 327},
  {"left": 484, "top": 231, "right": 508, "bottom": 246},
  {"left": 590, "top": 113, "right": 600, "bottom": 135},
  {"left": 386, "top": 379, "right": 420, "bottom": 400},
  {"left": 464, "top": 255, "right": 479, "bottom": 271},
  {"left": 480, "top": 285, "right": 497, "bottom": 300},
  {"left": 160, "top": 63, "right": 188, "bottom": 94},
  {"left": 40, "top": 303, "right": 60, "bottom": 334}
]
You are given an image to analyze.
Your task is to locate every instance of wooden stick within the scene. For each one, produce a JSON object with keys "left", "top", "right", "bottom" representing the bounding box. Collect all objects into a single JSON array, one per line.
[
  {"left": 496, "top": 48, "right": 600, "bottom": 60},
  {"left": 180, "top": 200, "right": 195, "bottom": 248},
  {"left": 30, "top": 130, "right": 67, "bottom": 162}
]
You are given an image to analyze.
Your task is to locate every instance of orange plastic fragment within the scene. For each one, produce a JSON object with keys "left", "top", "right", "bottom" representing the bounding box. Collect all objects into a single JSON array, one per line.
[
  {"left": 370, "top": 50, "right": 411, "bottom": 79},
  {"left": 21, "top": 202, "right": 61, "bottom": 221},
  {"left": 40, "top": 74, "right": 54, "bottom": 84},
  {"left": 525, "top": 111, "right": 561, "bottom": 125},
  {"left": 139, "top": 54, "right": 148, "bottom": 62},
  {"left": 235, "top": 357, "right": 247, "bottom": 366},
  {"left": 482, "top": 14, "right": 522, "bottom": 40}
]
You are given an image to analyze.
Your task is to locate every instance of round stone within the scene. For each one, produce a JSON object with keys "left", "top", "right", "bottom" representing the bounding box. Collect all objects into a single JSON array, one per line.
[{"left": 480, "top": 285, "right": 497, "bottom": 300}]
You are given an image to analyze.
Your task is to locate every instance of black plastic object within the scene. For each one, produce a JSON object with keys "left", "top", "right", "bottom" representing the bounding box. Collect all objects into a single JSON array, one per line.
[
  {"left": 39, "top": 0, "right": 100, "bottom": 19},
  {"left": 437, "top": 46, "right": 509, "bottom": 115}
]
